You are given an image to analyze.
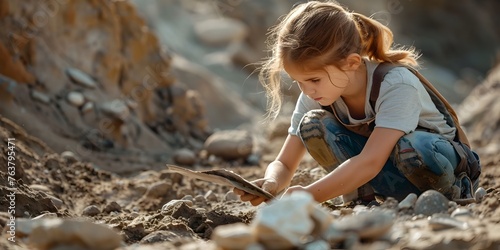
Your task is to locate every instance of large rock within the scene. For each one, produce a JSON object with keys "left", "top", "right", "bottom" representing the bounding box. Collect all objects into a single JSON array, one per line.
[
  {"left": 19, "top": 218, "right": 122, "bottom": 250},
  {"left": 252, "top": 191, "right": 333, "bottom": 249},
  {"left": 204, "top": 130, "right": 253, "bottom": 160},
  {"left": 194, "top": 18, "right": 248, "bottom": 46}
]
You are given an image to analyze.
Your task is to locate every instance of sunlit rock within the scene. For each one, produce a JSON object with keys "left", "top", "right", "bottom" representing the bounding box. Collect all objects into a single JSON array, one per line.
[
  {"left": 252, "top": 191, "right": 333, "bottom": 249},
  {"left": 414, "top": 190, "right": 449, "bottom": 216},
  {"left": 212, "top": 222, "right": 255, "bottom": 250}
]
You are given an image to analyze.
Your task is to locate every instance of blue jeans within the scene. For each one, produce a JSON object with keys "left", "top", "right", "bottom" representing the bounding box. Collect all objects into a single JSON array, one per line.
[{"left": 298, "top": 109, "right": 460, "bottom": 201}]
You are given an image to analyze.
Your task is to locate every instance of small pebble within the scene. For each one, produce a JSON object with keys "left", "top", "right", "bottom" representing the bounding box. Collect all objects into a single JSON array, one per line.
[
  {"left": 145, "top": 182, "right": 171, "bottom": 198},
  {"left": 212, "top": 223, "right": 255, "bottom": 250},
  {"left": 398, "top": 193, "right": 417, "bottom": 210},
  {"left": 414, "top": 190, "right": 449, "bottom": 216},
  {"left": 428, "top": 214, "right": 469, "bottom": 230},
  {"left": 194, "top": 195, "right": 206, "bottom": 204},
  {"left": 474, "top": 187, "right": 487, "bottom": 202},
  {"left": 82, "top": 205, "right": 101, "bottom": 216},
  {"left": 81, "top": 102, "right": 94, "bottom": 113},
  {"left": 451, "top": 208, "right": 472, "bottom": 218},
  {"left": 104, "top": 201, "right": 121, "bottom": 213},
  {"left": 173, "top": 148, "right": 197, "bottom": 166},
  {"left": 181, "top": 195, "right": 194, "bottom": 201},
  {"left": 204, "top": 190, "right": 218, "bottom": 202},
  {"left": 67, "top": 91, "right": 85, "bottom": 107},
  {"left": 48, "top": 195, "right": 63, "bottom": 209},
  {"left": 60, "top": 151, "right": 78, "bottom": 164},
  {"left": 162, "top": 199, "right": 193, "bottom": 211},
  {"left": 32, "top": 213, "right": 57, "bottom": 220}
]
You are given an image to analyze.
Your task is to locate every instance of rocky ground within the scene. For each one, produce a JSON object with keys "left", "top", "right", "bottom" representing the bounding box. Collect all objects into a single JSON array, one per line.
[{"left": 0, "top": 110, "right": 499, "bottom": 249}]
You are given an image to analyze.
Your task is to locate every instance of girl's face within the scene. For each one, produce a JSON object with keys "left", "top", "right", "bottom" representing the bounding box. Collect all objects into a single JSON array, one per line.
[{"left": 284, "top": 63, "right": 349, "bottom": 106}]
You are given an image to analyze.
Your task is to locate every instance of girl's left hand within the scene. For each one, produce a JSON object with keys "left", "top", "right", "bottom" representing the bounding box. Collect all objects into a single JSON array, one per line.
[{"left": 283, "top": 185, "right": 309, "bottom": 196}]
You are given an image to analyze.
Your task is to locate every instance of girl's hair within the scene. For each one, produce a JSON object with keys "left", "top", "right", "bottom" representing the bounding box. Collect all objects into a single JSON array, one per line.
[{"left": 259, "top": 0, "right": 419, "bottom": 120}]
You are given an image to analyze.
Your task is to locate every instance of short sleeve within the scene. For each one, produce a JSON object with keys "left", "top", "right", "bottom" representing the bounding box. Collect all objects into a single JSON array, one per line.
[{"left": 375, "top": 81, "right": 422, "bottom": 134}]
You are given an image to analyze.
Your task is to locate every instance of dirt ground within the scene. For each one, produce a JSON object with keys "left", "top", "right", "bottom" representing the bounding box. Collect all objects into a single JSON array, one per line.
[{"left": 0, "top": 114, "right": 499, "bottom": 250}]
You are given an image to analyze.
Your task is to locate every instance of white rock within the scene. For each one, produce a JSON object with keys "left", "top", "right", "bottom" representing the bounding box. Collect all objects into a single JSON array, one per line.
[
  {"left": 100, "top": 100, "right": 130, "bottom": 120},
  {"left": 451, "top": 208, "right": 473, "bottom": 218},
  {"left": 212, "top": 222, "right": 255, "bottom": 250},
  {"left": 31, "top": 90, "right": 51, "bottom": 104},
  {"left": 66, "top": 68, "right": 97, "bottom": 88},
  {"left": 398, "top": 193, "right": 418, "bottom": 210},
  {"left": 327, "top": 209, "right": 395, "bottom": 241},
  {"left": 252, "top": 191, "right": 325, "bottom": 249},
  {"left": 29, "top": 184, "right": 52, "bottom": 194},
  {"left": 474, "top": 187, "right": 487, "bottom": 202},
  {"left": 67, "top": 91, "right": 85, "bottom": 107},
  {"left": 81, "top": 102, "right": 94, "bottom": 113},
  {"left": 162, "top": 199, "right": 193, "bottom": 211},
  {"left": 181, "top": 195, "right": 194, "bottom": 202},
  {"left": 204, "top": 190, "right": 218, "bottom": 202},
  {"left": 304, "top": 240, "right": 330, "bottom": 250},
  {"left": 428, "top": 214, "right": 469, "bottom": 230},
  {"left": 32, "top": 213, "right": 57, "bottom": 220},
  {"left": 194, "top": 18, "right": 248, "bottom": 46},
  {"left": 27, "top": 218, "right": 122, "bottom": 250}
]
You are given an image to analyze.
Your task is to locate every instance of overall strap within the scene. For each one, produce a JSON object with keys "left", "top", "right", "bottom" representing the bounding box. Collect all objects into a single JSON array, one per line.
[{"left": 370, "top": 63, "right": 397, "bottom": 110}]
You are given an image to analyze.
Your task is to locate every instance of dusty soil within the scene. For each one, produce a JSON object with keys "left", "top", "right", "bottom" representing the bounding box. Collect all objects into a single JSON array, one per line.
[{"left": 0, "top": 114, "right": 499, "bottom": 250}]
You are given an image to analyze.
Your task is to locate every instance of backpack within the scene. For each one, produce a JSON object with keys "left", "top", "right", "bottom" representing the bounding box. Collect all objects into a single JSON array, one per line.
[{"left": 323, "top": 63, "right": 481, "bottom": 183}]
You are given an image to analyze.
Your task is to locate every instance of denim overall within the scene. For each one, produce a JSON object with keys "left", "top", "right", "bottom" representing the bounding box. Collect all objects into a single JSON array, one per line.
[{"left": 298, "top": 109, "right": 464, "bottom": 201}]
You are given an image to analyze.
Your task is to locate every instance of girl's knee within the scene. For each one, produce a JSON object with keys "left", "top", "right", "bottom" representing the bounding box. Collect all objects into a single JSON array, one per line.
[
  {"left": 298, "top": 109, "right": 341, "bottom": 140},
  {"left": 396, "top": 132, "right": 458, "bottom": 168},
  {"left": 393, "top": 131, "right": 457, "bottom": 192}
]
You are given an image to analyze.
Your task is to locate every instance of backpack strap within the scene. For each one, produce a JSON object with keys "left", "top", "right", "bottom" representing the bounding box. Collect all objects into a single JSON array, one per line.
[
  {"left": 371, "top": 62, "right": 471, "bottom": 148},
  {"left": 405, "top": 67, "right": 471, "bottom": 148},
  {"left": 370, "top": 63, "right": 397, "bottom": 110}
]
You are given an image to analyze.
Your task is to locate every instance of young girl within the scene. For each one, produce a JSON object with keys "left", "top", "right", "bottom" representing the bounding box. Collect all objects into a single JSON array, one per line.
[{"left": 234, "top": 1, "right": 480, "bottom": 206}]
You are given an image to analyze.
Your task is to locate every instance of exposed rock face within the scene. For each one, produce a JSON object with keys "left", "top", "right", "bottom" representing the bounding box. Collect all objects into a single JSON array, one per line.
[
  {"left": 0, "top": 0, "right": 210, "bottom": 173},
  {"left": 458, "top": 63, "right": 500, "bottom": 158}
]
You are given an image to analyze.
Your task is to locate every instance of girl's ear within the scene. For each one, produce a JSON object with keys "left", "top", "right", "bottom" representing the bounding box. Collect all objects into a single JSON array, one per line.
[{"left": 340, "top": 53, "right": 363, "bottom": 71}]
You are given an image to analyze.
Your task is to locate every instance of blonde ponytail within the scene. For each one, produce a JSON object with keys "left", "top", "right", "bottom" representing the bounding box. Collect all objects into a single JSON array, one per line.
[{"left": 353, "top": 13, "right": 419, "bottom": 67}]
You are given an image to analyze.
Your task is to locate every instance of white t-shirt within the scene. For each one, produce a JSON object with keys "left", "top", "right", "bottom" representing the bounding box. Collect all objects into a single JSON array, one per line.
[{"left": 288, "top": 59, "right": 456, "bottom": 140}]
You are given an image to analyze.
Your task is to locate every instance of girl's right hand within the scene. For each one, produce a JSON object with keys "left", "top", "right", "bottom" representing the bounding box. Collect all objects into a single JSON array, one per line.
[{"left": 233, "top": 178, "right": 279, "bottom": 206}]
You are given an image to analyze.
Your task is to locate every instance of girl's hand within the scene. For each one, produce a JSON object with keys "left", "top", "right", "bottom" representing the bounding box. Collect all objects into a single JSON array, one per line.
[
  {"left": 233, "top": 178, "right": 279, "bottom": 206},
  {"left": 283, "top": 185, "right": 308, "bottom": 196}
]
